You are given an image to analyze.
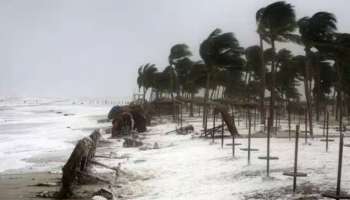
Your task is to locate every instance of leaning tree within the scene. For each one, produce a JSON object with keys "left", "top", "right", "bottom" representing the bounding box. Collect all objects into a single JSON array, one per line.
[
  {"left": 298, "top": 11, "right": 337, "bottom": 136},
  {"left": 199, "top": 28, "right": 244, "bottom": 133},
  {"left": 256, "top": 1, "right": 297, "bottom": 176}
]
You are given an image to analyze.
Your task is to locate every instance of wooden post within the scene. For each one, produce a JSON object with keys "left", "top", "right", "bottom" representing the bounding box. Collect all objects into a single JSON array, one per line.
[
  {"left": 283, "top": 125, "right": 308, "bottom": 193},
  {"left": 267, "top": 115, "right": 271, "bottom": 176},
  {"left": 323, "top": 110, "right": 327, "bottom": 137},
  {"left": 180, "top": 104, "right": 183, "bottom": 130},
  {"left": 241, "top": 111, "right": 259, "bottom": 163},
  {"left": 212, "top": 111, "right": 216, "bottom": 143},
  {"left": 237, "top": 108, "right": 240, "bottom": 126},
  {"left": 326, "top": 111, "right": 330, "bottom": 152},
  {"left": 232, "top": 133, "right": 235, "bottom": 157},
  {"left": 275, "top": 110, "right": 278, "bottom": 135},
  {"left": 248, "top": 111, "right": 252, "bottom": 165},
  {"left": 336, "top": 133, "right": 344, "bottom": 199},
  {"left": 293, "top": 125, "right": 300, "bottom": 192},
  {"left": 305, "top": 111, "right": 308, "bottom": 144},
  {"left": 254, "top": 108, "right": 257, "bottom": 131},
  {"left": 221, "top": 117, "right": 224, "bottom": 148},
  {"left": 245, "top": 109, "right": 248, "bottom": 128},
  {"left": 288, "top": 109, "right": 291, "bottom": 141}
]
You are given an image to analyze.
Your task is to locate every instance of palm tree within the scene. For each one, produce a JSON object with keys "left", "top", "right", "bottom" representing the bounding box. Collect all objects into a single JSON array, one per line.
[
  {"left": 137, "top": 63, "right": 157, "bottom": 103},
  {"left": 168, "top": 44, "right": 192, "bottom": 120},
  {"left": 257, "top": 1, "right": 296, "bottom": 176},
  {"left": 256, "top": 8, "right": 268, "bottom": 124},
  {"left": 199, "top": 28, "right": 244, "bottom": 133},
  {"left": 298, "top": 11, "right": 337, "bottom": 136},
  {"left": 277, "top": 53, "right": 300, "bottom": 137},
  {"left": 317, "top": 33, "right": 350, "bottom": 133}
]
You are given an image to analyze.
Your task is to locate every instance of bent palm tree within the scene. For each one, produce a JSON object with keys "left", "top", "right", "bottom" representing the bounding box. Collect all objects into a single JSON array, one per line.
[
  {"left": 168, "top": 44, "right": 192, "bottom": 120},
  {"left": 298, "top": 11, "right": 337, "bottom": 137},
  {"left": 200, "top": 28, "right": 244, "bottom": 134},
  {"left": 257, "top": 1, "right": 297, "bottom": 176}
]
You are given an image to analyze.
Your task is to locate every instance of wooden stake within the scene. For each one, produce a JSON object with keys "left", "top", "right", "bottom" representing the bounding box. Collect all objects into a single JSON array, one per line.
[
  {"left": 221, "top": 117, "right": 224, "bottom": 148},
  {"left": 248, "top": 111, "right": 252, "bottom": 164},
  {"left": 213, "top": 112, "right": 216, "bottom": 143},
  {"left": 305, "top": 111, "right": 308, "bottom": 144},
  {"left": 327, "top": 111, "right": 330, "bottom": 152},
  {"left": 293, "top": 125, "right": 300, "bottom": 192}
]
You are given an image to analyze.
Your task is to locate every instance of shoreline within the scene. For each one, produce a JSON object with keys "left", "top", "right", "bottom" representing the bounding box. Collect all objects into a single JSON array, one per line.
[{"left": 1, "top": 112, "right": 349, "bottom": 199}]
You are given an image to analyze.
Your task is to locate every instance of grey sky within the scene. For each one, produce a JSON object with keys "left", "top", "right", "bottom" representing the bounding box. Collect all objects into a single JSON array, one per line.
[{"left": 1, "top": 0, "right": 349, "bottom": 98}]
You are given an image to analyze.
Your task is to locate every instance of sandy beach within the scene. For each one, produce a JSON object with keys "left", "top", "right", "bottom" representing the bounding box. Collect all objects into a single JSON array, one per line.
[{"left": 1, "top": 98, "right": 350, "bottom": 200}]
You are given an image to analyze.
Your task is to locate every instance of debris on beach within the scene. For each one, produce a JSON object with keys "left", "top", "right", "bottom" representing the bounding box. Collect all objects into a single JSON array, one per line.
[{"left": 123, "top": 137, "right": 143, "bottom": 148}]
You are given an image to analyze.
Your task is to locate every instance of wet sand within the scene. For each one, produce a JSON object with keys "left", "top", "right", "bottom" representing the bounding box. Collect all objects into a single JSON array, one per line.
[
  {"left": 0, "top": 172, "right": 107, "bottom": 200},
  {"left": 0, "top": 172, "right": 61, "bottom": 200}
]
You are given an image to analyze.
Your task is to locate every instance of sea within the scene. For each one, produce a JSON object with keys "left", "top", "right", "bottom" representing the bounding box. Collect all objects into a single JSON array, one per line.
[{"left": 0, "top": 97, "right": 116, "bottom": 173}]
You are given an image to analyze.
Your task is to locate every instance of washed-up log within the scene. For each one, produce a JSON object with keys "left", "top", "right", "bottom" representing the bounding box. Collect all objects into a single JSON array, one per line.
[
  {"left": 93, "top": 187, "right": 117, "bottom": 200},
  {"left": 123, "top": 137, "right": 143, "bottom": 148},
  {"left": 176, "top": 125, "right": 194, "bottom": 135}
]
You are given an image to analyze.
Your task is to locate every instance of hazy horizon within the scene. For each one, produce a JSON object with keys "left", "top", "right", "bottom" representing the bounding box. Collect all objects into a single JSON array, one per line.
[{"left": 1, "top": 0, "right": 350, "bottom": 98}]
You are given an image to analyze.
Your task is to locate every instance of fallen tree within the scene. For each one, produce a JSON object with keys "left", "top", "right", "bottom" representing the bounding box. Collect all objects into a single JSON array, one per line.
[{"left": 57, "top": 130, "right": 102, "bottom": 199}]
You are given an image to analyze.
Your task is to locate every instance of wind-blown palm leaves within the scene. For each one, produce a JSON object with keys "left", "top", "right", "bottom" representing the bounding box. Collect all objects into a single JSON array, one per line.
[
  {"left": 169, "top": 44, "right": 192, "bottom": 65},
  {"left": 200, "top": 28, "right": 244, "bottom": 132},
  {"left": 137, "top": 63, "right": 157, "bottom": 103},
  {"left": 257, "top": 2, "right": 296, "bottom": 139},
  {"left": 245, "top": 45, "right": 263, "bottom": 80}
]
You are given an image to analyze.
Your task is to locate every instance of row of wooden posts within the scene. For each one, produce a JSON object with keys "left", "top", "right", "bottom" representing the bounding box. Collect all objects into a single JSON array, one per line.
[{"left": 175, "top": 103, "right": 349, "bottom": 199}]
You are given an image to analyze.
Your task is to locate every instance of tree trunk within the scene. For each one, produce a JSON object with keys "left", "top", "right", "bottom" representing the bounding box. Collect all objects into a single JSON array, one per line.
[
  {"left": 142, "top": 87, "right": 147, "bottom": 106},
  {"left": 335, "top": 60, "right": 343, "bottom": 135},
  {"left": 314, "top": 64, "right": 321, "bottom": 122},
  {"left": 259, "top": 35, "right": 266, "bottom": 125},
  {"left": 266, "top": 38, "right": 276, "bottom": 177},
  {"left": 268, "top": 40, "right": 276, "bottom": 134},
  {"left": 304, "top": 47, "right": 314, "bottom": 137},
  {"left": 189, "top": 92, "right": 194, "bottom": 117},
  {"left": 170, "top": 91, "right": 175, "bottom": 121},
  {"left": 203, "top": 72, "right": 211, "bottom": 133}
]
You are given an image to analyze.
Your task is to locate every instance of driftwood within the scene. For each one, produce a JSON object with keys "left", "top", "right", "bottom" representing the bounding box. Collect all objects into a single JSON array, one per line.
[
  {"left": 123, "top": 137, "right": 143, "bottom": 147},
  {"left": 165, "top": 125, "right": 194, "bottom": 135},
  {"left": 58, "top": 130, "right": 101, "bottom": 199},
  {"left": 176, "top": 125, "right": 194, "bottom": 135},
  {"left": 202, "top": 125, "right": 224, "bottom": 137},
  {"left": 93, "top": 187, "right": 116, "bottom": 200}
]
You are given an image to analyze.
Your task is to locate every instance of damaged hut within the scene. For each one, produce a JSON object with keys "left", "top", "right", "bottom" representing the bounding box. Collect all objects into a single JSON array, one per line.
[{"left": 108, "top": 105, "right": 147, "bottom": 137}]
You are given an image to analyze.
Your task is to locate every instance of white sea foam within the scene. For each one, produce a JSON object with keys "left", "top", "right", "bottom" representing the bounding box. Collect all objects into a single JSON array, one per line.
[{"left": 0, "top": 97, "right": 112, "bottom": 173}]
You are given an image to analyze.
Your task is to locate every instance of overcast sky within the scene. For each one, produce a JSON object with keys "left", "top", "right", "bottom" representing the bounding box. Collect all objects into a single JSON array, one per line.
[{"left": 1, "top": 0, "right": 349, "bottom": 98}]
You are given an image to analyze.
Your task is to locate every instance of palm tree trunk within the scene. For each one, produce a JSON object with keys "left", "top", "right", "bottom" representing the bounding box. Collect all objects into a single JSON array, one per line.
[
  {"left": 259, "top": 35, "right": 266, "bottom": 125},
  {"left": 314, "top": 65, "right": 321, "bottom": 122},
  {"left": 189, "top": 92, "right": 194, "bottom": 117},
  {"left": 203, "top": 72, "right": 211, "bottom": 133},
  {"left": 335, "top": 60, "right": 343, "bottom": 134},
  {"left": 266, "top": 38, "right": 277, "bottom": 177},
  {"left": 143, "top": 87, "right": 147, "bottom": 105},
  {"left": 305, "top": 48, "right": 314, "bottom": 137},
  {"left": 170, "top": 91, "right": 175, "bottom": 121}
]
